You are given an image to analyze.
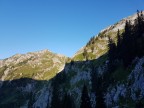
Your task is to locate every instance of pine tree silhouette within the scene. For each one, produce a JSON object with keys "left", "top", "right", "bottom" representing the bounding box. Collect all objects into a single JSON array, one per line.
[
  {"left": 95, "top": 76, "right": 106, "bottom": 108},
  {"left": 80, "top": 85, "right": 92, "bottom": 108},
  {"left": 28, "top": 92, "right": 34, "bottom": 108},
  {"left": 117, "top": 29, "right": 122, "bottom": 59},
  {"left": 108, "top": 11, "right": 144, "bottom": 67},
  {"left": 108, "top": 36, "right": 117, "bottom": 71},
  {"left": 61, "top": 93, "right": 73, "bottom": 108}
]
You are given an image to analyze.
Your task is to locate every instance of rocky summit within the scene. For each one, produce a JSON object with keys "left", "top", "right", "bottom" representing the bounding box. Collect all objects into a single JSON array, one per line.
[
  {"left": 0, "top": 49, "right": 68, "bottom": 81},
  {"left": 0, "top": 11, "right": 144, "bottom": 108}
]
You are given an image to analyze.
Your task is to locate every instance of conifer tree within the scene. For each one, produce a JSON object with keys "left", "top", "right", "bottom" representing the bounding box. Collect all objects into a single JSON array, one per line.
[
  {"left": 108, "top": 37, "right": 117, "bottom": 68},
  {"left": 50, "top": 84, "right": 61, "bottom": 108},
  {"left": 80, "top": 85, "right": 92, "bottom": 108},
  {"left": 116, "top": 29, "right": 122, "bottom": 58},
  {"left": 95, "top": 76, "right": 106, "bottom": 108},
  {"left": 61, "top": 93, "right": 74, "bottom": 108},
  {"left": 133, "top": 10, "right": 144, "bottom": 57},
  {"left": 51, "top": 73, "right": 64, "bottom": 108},
  {"left": 28, "top": 92, "right": 34, "bottom": 108},
  {"left": 121, "top": 20, "right": 133, "bottom": 67}
]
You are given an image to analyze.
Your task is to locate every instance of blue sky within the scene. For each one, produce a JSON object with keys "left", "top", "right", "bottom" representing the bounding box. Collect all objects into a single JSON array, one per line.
[{"left": 0, "top": 0, "right": 144, "bottom": 59}]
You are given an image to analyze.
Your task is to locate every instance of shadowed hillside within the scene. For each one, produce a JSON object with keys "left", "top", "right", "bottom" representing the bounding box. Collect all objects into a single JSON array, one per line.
[
  {"left": 1, "top": 53, "right": 144, "bottom": 108},
  {"left": 0, "top": 56, "right": 107, "bottom": 108}
]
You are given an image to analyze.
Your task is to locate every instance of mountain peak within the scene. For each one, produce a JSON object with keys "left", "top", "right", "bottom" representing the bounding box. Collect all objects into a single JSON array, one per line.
[{"left": 28, "top": 49, "right": 51, "bottom": 54}]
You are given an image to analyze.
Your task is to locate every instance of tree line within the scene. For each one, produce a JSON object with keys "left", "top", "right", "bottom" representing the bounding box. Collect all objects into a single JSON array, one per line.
[{"left": 108, "top": 10, "right": 144, "bottom": 68}]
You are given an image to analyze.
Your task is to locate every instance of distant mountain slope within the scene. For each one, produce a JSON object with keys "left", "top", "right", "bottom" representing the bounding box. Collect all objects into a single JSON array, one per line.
[
  {"left": 73, "top": 12, "right": 144, "bottom": 61},
  {"left": 0, "top": 49, "right": 68, "bottom": 82}
]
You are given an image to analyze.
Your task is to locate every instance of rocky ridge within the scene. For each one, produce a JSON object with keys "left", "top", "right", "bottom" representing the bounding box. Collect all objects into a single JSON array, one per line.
[
  {"left": 0, "top": 49, "right": 68, "bottom": 82},
  {"left": 73, "top": 12, "right": 144, "bottom": 61}
]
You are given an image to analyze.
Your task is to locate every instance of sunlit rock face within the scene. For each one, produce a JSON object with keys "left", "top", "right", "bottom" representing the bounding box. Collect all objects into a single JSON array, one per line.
[{"left": 0, "top": 49, "right": 68, "bottom": 81}]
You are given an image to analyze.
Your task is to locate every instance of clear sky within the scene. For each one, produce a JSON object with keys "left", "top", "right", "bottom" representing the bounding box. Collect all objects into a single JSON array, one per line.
[{"left": 0, "top": 0, "right": 144, "bottom": 59}]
